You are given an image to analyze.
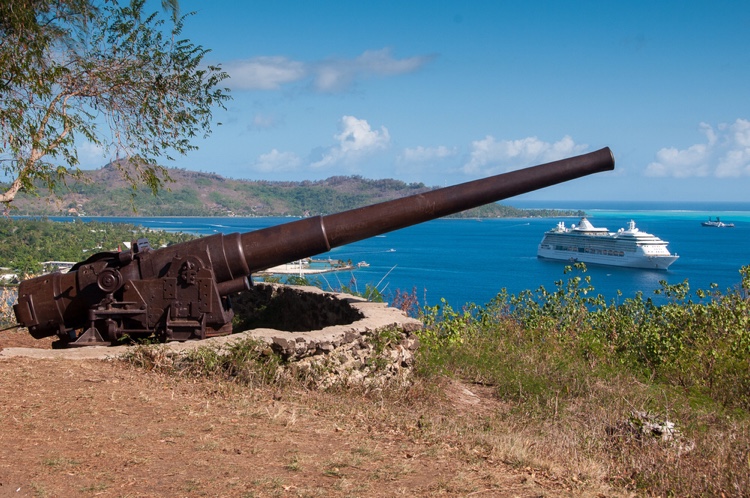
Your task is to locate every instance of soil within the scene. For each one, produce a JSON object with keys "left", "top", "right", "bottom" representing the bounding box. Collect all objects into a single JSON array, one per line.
[{"left": 0, "top": 331, "right": 591, "bottom": 497}]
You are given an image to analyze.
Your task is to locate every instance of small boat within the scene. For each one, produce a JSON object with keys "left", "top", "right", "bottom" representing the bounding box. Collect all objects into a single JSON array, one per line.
[{"left": 701, "top": 217, "right": 734, "bottom": 228}]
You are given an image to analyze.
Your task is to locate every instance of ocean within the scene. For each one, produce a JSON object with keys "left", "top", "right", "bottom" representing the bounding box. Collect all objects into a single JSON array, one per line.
[{"left": 59, "top": 201, "right": 750, "bottom": 308}]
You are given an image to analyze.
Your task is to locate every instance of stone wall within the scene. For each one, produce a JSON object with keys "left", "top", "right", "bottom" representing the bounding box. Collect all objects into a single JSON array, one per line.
[{"left": 229, "top": 284, "right": 423, "bottom": 388}]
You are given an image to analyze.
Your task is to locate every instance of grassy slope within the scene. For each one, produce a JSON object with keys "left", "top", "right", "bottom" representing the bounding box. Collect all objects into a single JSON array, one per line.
[{"left": 6, "top": 162, "right": 582, "bottom": 218}]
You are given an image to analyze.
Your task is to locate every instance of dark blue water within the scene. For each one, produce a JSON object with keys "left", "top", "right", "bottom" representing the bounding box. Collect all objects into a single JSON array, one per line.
[{"left": 56, "top": 204, "right": 750, "bottom": 307}]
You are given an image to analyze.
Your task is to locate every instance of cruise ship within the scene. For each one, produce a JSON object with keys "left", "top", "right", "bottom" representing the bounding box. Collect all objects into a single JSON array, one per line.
[{"left": 537, "top": 217, "right": 678, "bottom": 270}]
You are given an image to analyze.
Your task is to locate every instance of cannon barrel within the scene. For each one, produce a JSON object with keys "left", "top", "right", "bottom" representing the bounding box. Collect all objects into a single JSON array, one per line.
[
  {"left": 13, "top": 148, "right": 614, "bottom": 345},
  {"left": 240, "top": 147, "right": 614, "bottom": 272}
]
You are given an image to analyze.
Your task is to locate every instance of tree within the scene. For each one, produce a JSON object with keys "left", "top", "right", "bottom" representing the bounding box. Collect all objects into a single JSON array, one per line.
[{"left": 0, "top": 0, "right": 230, "bottom": 205}]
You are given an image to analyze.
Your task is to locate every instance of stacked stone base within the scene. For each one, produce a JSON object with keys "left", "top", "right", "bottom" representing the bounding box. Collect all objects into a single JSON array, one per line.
[
  {"left": 227, "top": 284, "right": 422, "bottom": 389},
  {"left": 164, "top": 284, "right": 422, "bottom": 388}
]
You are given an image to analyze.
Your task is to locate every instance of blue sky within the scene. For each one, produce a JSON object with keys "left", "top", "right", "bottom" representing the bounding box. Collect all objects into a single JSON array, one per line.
[{"left": 82, "top": 1, "right": 750, "bottom": 202}]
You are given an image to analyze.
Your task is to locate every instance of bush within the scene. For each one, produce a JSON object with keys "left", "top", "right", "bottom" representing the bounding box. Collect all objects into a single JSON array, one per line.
[
  {"left": 414, "top": 264, "right": 750, "bottom": 496},
  {"left": 418, "top": 263, "right": 750, "bottom": 411}
]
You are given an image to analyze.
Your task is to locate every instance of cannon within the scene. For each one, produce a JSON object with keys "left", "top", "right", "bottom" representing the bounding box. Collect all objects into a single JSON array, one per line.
[{"left": 13, "top": 148, "right": 614, "bottom": 346}]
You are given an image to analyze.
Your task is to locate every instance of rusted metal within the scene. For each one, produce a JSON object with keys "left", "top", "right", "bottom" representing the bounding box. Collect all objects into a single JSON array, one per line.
[{"left": 13, "top": 148, "right": 614, "bottom": 346}]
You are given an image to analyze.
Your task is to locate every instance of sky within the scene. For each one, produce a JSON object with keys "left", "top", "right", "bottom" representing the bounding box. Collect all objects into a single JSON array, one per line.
[{"left": 79, "top": 1, "right": 750, "bottom": 202}]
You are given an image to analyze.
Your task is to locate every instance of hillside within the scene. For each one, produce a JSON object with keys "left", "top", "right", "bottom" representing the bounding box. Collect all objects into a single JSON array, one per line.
[{"left": 6, "top": 162, "right": 582, "bottom": 218}]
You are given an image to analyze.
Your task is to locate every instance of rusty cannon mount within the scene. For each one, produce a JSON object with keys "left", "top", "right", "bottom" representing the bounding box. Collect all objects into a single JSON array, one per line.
[{"left": 13, "top": 148, "right": 614, "bottom": 347}]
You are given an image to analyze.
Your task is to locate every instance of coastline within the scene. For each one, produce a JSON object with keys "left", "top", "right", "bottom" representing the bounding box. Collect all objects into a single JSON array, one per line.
[{"left": 6, "top": 208, "right": 748, "bottom": 306}]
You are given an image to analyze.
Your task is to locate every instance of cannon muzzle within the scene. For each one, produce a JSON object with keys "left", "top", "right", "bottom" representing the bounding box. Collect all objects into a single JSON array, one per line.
[{"left": 13, "top": 148, "right": 614, "bottom": 345}]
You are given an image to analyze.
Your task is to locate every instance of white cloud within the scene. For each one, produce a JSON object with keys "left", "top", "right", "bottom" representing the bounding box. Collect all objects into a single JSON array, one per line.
[
  {"left": 646, "top": 143, "right": 711, "bottom": 178},
  {"left": 646, "top": 119, "right": 750, "bottom": 178},
  {"left": 462, "top": 135, "right": 587, "bottom": 176},
  {"left": 224, "top": 49, "right": 434, "bottom": 93},
  {"left": 731, "top": 118, "right": 750, "bottom": 146},
  {"left": 312, "top": 48, "right": 435, "bottom": 93},
  {"left": 399, "top": 145, "right": 457, "bottom": 163},
  {"left": 253, "top": 149, "right": 302, "bottom": 172},
  {"left": 77, "top": 140, "right": 108, "bottom": 168},
  {"left": 311, "top": 116, "right": 390, "bottom": 169},
  {"left": 225, "top": 56, "right": 306, "bottom": 90},
  {"left": 250, "top": 113, "right": 280, "bottom": 130}
]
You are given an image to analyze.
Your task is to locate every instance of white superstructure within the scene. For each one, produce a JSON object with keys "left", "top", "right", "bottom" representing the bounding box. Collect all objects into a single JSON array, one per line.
[{"left": 537, "top": 217, "right": 678, "bottom": 270}]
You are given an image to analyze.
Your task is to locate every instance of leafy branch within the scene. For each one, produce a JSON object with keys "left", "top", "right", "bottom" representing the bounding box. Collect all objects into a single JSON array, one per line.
[{"left": 0, "top": 0, "right": 230, "bottom": 206}]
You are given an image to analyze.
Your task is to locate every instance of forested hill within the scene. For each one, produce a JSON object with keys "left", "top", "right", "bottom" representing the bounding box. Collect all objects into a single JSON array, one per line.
[{"left": 7, "top": 162, "right": 583, "bottom": 218}]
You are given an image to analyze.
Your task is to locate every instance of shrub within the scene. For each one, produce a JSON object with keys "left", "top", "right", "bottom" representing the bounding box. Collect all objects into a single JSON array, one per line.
[{"left": 414, "top": 264, "right": 750, "bottom": 496}]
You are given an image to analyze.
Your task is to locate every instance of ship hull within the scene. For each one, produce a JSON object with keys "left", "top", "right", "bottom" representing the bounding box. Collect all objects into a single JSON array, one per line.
[{"left": 537, "top": 249, "right": 678, "bottom": 270}]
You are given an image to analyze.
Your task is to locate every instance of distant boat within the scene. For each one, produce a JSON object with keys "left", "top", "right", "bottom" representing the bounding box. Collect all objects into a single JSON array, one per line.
[
  {"left": 537, "top": 217, "right": 678, "bottom": 270},
  {"left": 701, "top": 217, "right": 734, "bottom": 228}
]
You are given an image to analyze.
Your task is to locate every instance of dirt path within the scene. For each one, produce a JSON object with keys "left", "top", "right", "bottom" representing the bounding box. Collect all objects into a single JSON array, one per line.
[{"left": 0, "top": 333, "right": 591, "bottom": 497}]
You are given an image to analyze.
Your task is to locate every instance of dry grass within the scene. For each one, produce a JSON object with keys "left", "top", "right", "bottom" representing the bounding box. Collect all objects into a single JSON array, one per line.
[
  {"left": 415, "top": 352, "right": 750, "bottom": 496},
  {"left": 276, "top": 375, "right": 629, "bottom": 497},
  {"left": 0, "top": 355, "right": 621, "bottom": 497},
  {"left": 123, "top": 339, "right": 640, "bottom": 495},
  {"left": 418, "top": 358, "right": 750, "bottom": 497}
]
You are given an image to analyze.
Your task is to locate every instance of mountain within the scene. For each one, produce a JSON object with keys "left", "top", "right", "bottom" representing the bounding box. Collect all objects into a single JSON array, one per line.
[{"left": 6, "top": 163, "right": 581, "bottom": 218}]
